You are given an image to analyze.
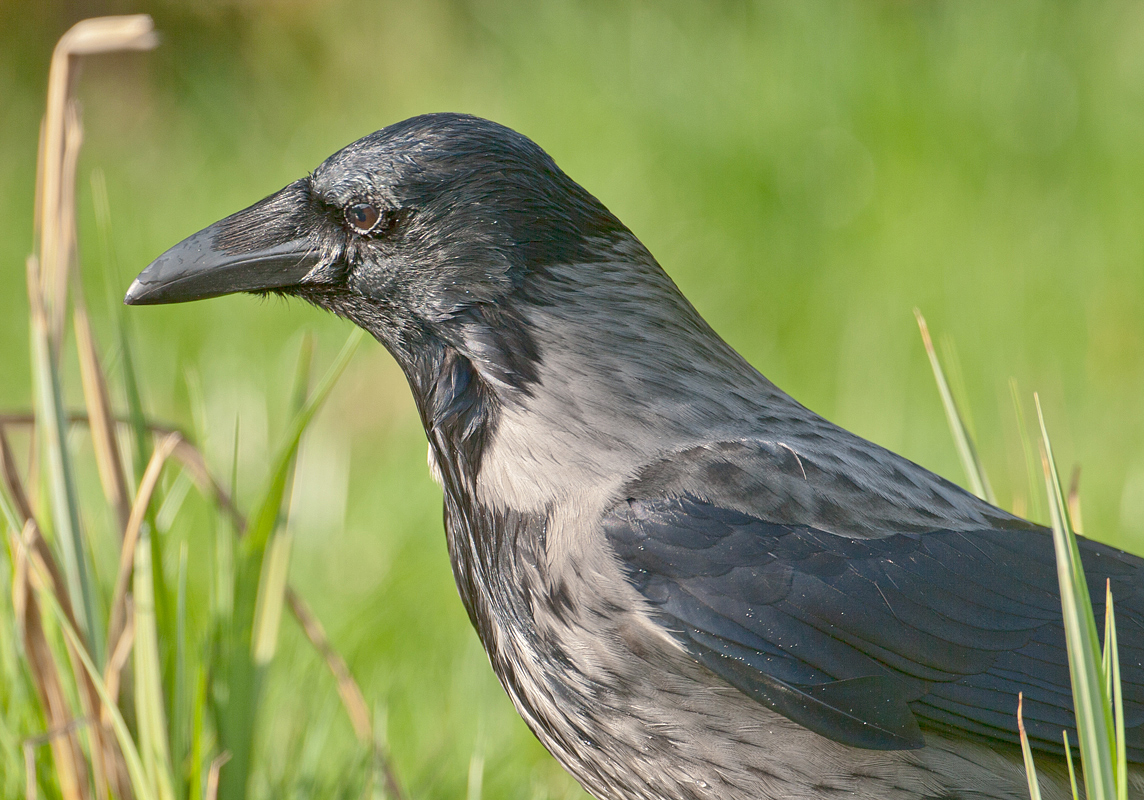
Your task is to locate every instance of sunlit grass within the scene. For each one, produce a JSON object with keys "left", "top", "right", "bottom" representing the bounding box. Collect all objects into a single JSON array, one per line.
[
  {"left": 0, "top": 19, "right": 390, "bottom": 800},
  {"left": 1019, "top": 394, "right": 1126, "bottom": 800},
  {"left": 918, "top": 319, "right": 1131, "bottom": 800}
]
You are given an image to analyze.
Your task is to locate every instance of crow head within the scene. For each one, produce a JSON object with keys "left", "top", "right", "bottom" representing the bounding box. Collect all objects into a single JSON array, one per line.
[{"left": 127, "top": 114, "right": 626, "bottom": 384}]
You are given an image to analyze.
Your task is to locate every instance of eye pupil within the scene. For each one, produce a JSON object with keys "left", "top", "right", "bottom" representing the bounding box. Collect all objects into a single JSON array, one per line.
[{"left": 346, "top": 202, "right": 381, "bottom": 233}]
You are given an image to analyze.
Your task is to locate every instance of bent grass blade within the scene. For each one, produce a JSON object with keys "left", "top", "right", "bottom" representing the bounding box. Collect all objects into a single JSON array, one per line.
[{"left": 914, "top": 310, "right": 994, "bottom": 503}]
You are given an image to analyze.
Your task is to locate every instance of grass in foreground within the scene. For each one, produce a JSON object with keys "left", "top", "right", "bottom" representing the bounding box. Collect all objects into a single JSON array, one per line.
[
  {"left": 0, "top": 17, "right": 395, "bottom": 800},
  {"left": 918, "top": 313, "right": 1130, "bottom": 800}
]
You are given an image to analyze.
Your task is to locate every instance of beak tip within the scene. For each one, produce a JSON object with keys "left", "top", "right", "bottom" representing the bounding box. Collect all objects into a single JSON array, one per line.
[{"left": 123, "top": 274, "right": 159, "bottom": 306}]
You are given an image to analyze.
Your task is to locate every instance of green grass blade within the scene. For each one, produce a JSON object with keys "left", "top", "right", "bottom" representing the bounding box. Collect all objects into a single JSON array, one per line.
[
  {"left": 1106, "top": 583, "right": 1127, "bottom": 799},
  {"left": 28, "top": 257, "right": 103, "bottom": 664},
  {"left": 211, "top": 419, "right": 240, "bottom": 625},
  {"left": 0, "top": 472, "right": 21, "bottom": 537},
  {"left": 1017, "top": 694, "right": 1042, "bottom": 800},
  {"left": 291, "top": 332, "right": 315, "bottom": 416},
  {"left": 213, "top": 510, "right": 235, "bottom": 626},
  {"left": 251, "top": 528, "right": 293, "bottom": 665},
  {"left": 1063, "top": 731, "right": 1080, "bottom": 800},
  {"left": 943, "top": 333, "right": 996, "bottom": 499},
  {"left": 172, "top": 542, "right": 189, "bottom": 799},
  {"left": 133, "top": 528, "right": 177, "bottom": 800},
  {"left": 155, "top": 470, "right": 192, "bottom": 533},
  {"left": 1010, "top": 379, "right": 1045, "bottom": 524},
  {"left": 467, "top": 751, "right": 484, "bottom": 800},
  {"left": 914, "top": 310, "right": 993, "bottom": 502},
  {"left": 1103, "top": 581, "right": 1113, "bottom": 708},
  {"left": 118, "top": 317, "right": 152, "bottom": 490},
  {"left": 187, "top": 665, "right": 208, "bottom": 800},
  {"left": 1036, "top": 394, "right": 1115, "bottom": 800},
  {"left": 211, "top": 637, "right": 259, "bottom": 800}
]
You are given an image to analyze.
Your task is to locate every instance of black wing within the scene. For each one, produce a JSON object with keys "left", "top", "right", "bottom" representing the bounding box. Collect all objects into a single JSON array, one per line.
[{"left": 603, "top": 495, "right": 1144, "bottom": 755}]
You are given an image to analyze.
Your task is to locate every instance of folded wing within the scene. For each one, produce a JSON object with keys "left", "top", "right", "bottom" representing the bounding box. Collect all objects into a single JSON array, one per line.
[{"left": 603, "top": 495, "right": 1144, "bottom": 755}]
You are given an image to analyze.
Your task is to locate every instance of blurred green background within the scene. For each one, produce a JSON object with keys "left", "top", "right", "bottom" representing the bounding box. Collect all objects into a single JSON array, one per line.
[{"left": 3, "top": 0, "right": 1144, "bottom": 797}]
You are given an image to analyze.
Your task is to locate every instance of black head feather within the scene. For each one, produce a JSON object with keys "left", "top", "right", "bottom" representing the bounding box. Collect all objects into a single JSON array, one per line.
[{"left": 306, "top": 113, "right": 629, "bottom": 322}]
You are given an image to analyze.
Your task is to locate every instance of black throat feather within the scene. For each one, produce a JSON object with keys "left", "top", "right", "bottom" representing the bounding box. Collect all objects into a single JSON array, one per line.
[
  {"left": 298, "top": 288, "right": 544, "bottom": 650},
  {"left": 410, "top": 306, "right": 546, "bottom": 647}
]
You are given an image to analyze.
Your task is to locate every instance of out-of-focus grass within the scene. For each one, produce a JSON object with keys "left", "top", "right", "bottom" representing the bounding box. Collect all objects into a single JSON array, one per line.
[{"left": 3, "top": 1, "right": 1144, "bottom": 797}]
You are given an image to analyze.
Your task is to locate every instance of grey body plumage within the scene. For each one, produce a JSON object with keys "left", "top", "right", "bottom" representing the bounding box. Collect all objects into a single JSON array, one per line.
[{"left": 128, "top": 113, "right": 1144, "bottom": 800}]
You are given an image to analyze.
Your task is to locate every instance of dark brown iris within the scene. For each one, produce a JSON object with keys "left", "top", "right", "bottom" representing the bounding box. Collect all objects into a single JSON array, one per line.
[{"left": 345, "top": 202, "right": 381, "bottom": 233}]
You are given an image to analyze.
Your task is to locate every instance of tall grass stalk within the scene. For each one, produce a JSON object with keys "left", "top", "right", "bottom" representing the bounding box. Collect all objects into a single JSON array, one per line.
[
  {"left": 2, "top": 16, "right": 400, "bottom": 800},
  {"left": 918, "top": 319, "right": 1129, "bottom": 800}
]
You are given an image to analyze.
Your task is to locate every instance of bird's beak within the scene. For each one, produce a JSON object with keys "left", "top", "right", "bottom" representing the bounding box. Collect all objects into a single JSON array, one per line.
[{"left": 124, "top": 180, "right": 323, "bottom": 306}]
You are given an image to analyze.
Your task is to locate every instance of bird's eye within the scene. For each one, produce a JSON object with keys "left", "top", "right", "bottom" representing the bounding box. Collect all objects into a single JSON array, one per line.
[{"left": 345, "top": 202, "right": 382, "bottom": 234}]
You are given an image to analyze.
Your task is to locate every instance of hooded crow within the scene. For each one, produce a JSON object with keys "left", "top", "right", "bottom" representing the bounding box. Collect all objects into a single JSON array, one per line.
[{"left": 128, "top": 113, "right": 1144, "bottom": 800}]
